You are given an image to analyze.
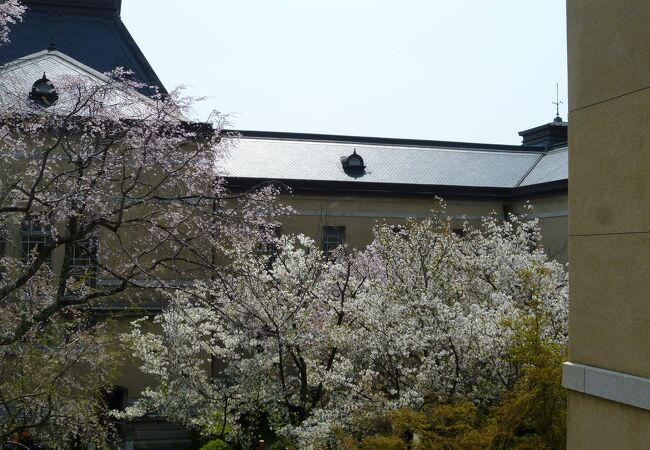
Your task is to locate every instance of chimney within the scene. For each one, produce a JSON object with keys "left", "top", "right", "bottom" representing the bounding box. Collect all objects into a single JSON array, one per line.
[{"left": 519, "top": 117, "right": 568, "bottom": 148}]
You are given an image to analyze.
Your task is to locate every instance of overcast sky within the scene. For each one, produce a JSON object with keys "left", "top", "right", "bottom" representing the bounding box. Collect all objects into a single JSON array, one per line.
[{"left": 122, "top": 1, "right": 567, "bottom": 145}]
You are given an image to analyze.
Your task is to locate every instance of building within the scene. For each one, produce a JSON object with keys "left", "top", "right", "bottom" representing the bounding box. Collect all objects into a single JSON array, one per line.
[
  {"left": 1, "top": 1, "right": 571, "bottom": 448},
  {"left": 0, "top": 48, "right": 201, "bottom": 448},
  {"left": 221, "top": 126, "right": 568, "bottom": 263},
  {"left": 563, "top": 1, "right": 650, "bottom": 447},
  {"left": 0, "top": 0, "right": 570, "bottom": 265},
  {"left": 0, "top": 0, "right": 164, "bottom": 94}
]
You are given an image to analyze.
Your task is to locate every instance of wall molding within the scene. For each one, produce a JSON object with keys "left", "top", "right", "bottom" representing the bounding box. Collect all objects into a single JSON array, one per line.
[
  {"left": 563, "top": 362, "right": 650, "bottom": 410},
  {"left": 294, "top": 209, "right": 568, "bottom": 220}
]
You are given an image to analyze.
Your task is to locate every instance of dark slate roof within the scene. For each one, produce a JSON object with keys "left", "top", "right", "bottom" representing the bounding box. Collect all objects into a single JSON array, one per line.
[
  {"left": 220, "top": 131, "right": 568, "bottom": 197},
  {"left": 25, "top": 0, "right": 122, "bottom": 12},
  {"left": 0, "top": 1, "right": 165, "bottom": 93}
]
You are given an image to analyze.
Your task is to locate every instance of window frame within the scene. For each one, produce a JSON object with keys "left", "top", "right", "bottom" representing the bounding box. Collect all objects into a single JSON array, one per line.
[
  {"left": 68, "top": 236, "right": 99, "bottom": 286},
  {"left": 322, "top": 225, "right": 346, "bottom": 255},
  {"left": 20, "top": 217, "right": 52, "bottom": 265}
]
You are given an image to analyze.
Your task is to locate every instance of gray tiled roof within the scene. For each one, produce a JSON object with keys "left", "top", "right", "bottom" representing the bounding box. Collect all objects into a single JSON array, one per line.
[
  {"left": 1, "top": 51, "right": 106, "bottom": 96},
  {"left": 221, "top": 135, "right": 567, "bottom": 190},
  {"left": 0, "top": 51, "right": 161, "bottom": 119},
  {"left": 519, "top": 147, "right": 568, "bottom": 186}
]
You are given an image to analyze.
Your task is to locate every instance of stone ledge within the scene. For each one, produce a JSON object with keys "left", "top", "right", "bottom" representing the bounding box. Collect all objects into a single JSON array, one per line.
[{"left": 563, "top": 362, "right": 650, "bottom": 410}]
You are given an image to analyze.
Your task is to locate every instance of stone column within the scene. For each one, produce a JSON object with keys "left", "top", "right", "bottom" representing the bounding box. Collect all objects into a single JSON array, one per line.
[{"left": 564, "top": 0, "right": 650, "bottom": 447}]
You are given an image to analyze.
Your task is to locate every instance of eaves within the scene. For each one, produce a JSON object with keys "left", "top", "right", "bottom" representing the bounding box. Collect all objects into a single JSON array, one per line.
[{"left": 224, "top": 177, "right": 568, "bottom": 200}]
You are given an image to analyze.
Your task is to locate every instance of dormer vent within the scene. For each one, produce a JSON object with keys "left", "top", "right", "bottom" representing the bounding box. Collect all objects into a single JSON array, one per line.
[
  {"left": 341, "top": 149, "right": 366, "bottom": 176},
  {"left": 29, "top": 73, "right": 58, "bottom": 107}
]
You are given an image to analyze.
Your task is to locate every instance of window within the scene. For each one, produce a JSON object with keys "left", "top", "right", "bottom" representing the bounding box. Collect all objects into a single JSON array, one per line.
[
  {"left": 259, "top": 224, "right": 282, "bottom": 270},
  {"left": 104, "top": 385, "right": 128, "bottom": 412},
  {"left": 259, "top": 224, "right": 282, "bottom": 255},
  {"left": 322, "top": 226, "right": 345, "bottom": 255},
  {"left": 69, "top": 237, "right": 98, "bottom": 286},
  {"left": 102, "top": 385, "right": 128, "bottom": 436},
  {"left": 21, "top": 218, "right": 51, "bottom": 264}
]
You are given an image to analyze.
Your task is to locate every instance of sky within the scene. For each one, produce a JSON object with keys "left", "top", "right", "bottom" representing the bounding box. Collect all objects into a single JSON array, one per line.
[{"left": 122, "top": 1, "right": 567, "bottom": 145}]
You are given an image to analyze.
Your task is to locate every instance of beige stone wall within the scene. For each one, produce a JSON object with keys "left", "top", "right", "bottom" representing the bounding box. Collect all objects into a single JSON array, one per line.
[
  {"left": 566, "top": 0, "right": 650, "bottom": 446},
  {"left": 509, "top": 192, "right": 568, "bottom": 263},
  {"left": 278, "top": 192, "right": 568, "bottom": 262},
  {"left": 568, "top": 392, "right": 650, "bottom": 448},
  {"left": 279, "top": 194, "right": 501, "bottom": 250}
]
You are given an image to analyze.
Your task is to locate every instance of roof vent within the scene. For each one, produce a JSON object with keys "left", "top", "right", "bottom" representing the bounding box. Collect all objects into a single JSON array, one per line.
[
  {"left": 29, "top": 73, "right": 59, "bottom": 107},
  {"left": 341, "top": 149, "right": 366, "bottom": 177}
]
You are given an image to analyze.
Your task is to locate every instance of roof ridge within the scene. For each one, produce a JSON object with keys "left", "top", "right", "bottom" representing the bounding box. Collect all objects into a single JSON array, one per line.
[
  {"left": 225, "top": 129, "right": 544, "bottom": 153},
  {"left": 4, "top": 50, "right": 113, "bottom": 82},
  {"left": 515, "top": 152, "right": 549, "bottom": 188},
  {"left": 546, "top": 144, "right": 569, "bottom": 153}
]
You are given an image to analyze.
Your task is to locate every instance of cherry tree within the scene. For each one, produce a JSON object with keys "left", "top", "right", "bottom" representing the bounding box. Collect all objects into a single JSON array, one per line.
[
  {"left": 0, "top": 0, "right": 24, "bottom": 44},
  {"left": 342, "top": 208, "right": 568, "bottom": 412},
  {"left": 126, "top": 203, "right": 568, "bottom": 448},
  {"left": 0, "top": 43, "right": 286, "bottom": 450},
  {"left": 124, "top": 233, "right": 364, "bottom": 447}
]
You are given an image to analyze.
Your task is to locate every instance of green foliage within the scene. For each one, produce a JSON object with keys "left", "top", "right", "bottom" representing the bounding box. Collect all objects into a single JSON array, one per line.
[
  {"left": 334, "top": 307, "right": 567, "bottom": 450},
  {"left": 190, "top": 431, "right": 210, "bottom": 450},
  {"left": 335, "top": 404, "right": 490, "bottom": 450},
  {"left": 270, "top": 436, "right": 298, "bottom": 450},
  {"left": 359, "top": 435, "right": 408, "bottom": 450},
  {"left": 415, "top": 403, "right": 492, "bottom": 449},
  {"left": 199, "top": 439, "right": 233, "bottom": 450},
  {"left": 489, "top": 306, "right": 567, "bottom": 449},
  {"left": 0, "top": 314, "right": 122, "bottom": 448}
]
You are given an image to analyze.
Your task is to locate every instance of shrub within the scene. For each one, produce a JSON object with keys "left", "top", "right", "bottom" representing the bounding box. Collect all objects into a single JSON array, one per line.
[{"left": 199, "top": 439, "right": 233, "bottom": 450}]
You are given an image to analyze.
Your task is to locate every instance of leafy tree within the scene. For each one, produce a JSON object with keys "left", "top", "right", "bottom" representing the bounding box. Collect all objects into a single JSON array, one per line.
[
  {"left": 0, "top": 7, "right": 285, "bottom": 445},
  {"left": 489, "top": 303, "right": 567, "bottom": 449},
  {"left": 335, "top": 311, "right": 567, "bottom": 449},
  {"left": 127, "top": 203, "right": 568, "bottom": 448},
  {"left": 335, "top": 403, "right": 490, "bottom": 449},
  {"left": 199, "top": 439, "right": 234, "bottom": 450}
]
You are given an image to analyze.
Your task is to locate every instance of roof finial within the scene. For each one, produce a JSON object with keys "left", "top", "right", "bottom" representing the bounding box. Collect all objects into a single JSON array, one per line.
[
  {"left": 552, "top": 82, "right": 563, "bottom": 123},
  {"left": 47, "top": 36, "right": 56, "bottom": 52}
]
